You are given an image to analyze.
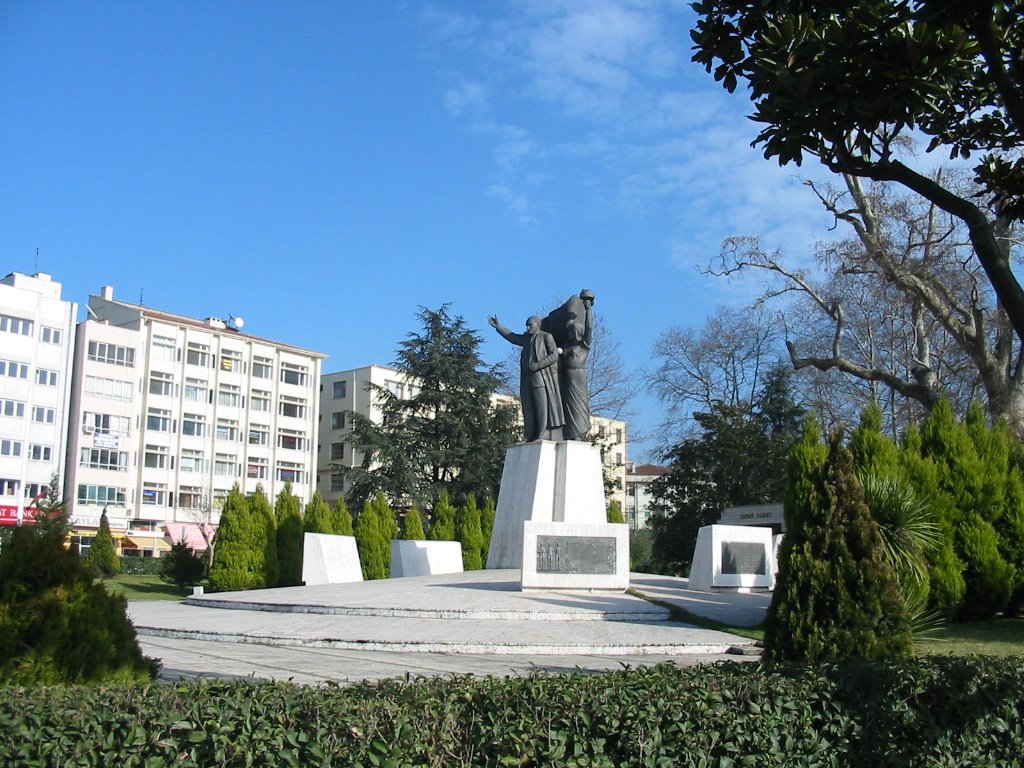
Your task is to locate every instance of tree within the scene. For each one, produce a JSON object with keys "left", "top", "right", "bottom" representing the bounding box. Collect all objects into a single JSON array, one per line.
[
  {"left": 346, "top": 305, "right": 521, "bottom": 510},
  {"left": 480, "top": 497, "right": 496, "bottom": 565},
  {"left": 764, "top": 433, "right": 912, "bottom": 661},
  {"left": 456, "top": 495, "right": 485, "bottom": 571},
  {"left": 209, "top": 485, "right": 263, "bottom": 592},
  {"left": 30, "top": 472, "right": 70, "bottom": 540},
  {"left": 85, "top": 507, "right": 119, "bottom": 577},
  {"left": 607, "top": 499, "right": 625, "bottom": 524},
  {"left": 649, "top": 367, "right": 804, "bottom": 573},
  {"left": 160, "top": 542, "right": 206, "bottom": 593},
  {"left": 402, "top": 505, "right": 426, "bottom": 540},
  {"left": 276, "top": 483, "right": 304, "bottom": 587},
  {"left": 302, "top": 490, "right": 332, "bottom": 534},
  {"left": 427, "top": 490, "right": 457, "bottom": 541},
  {"left": 691, "top": 0, "right": 1024, "bottom": 344},
  {"left": 249, "top": 485, "right": 278, "bottom": 588},
  {"left": 330, "top": 497, "right": 354, "bottom": 536},
  {"left": 354, "top": 500, "right": 388, "bottom": 580}
]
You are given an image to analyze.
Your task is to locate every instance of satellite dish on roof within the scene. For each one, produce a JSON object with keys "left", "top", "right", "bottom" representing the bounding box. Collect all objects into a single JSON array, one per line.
[{"left": 229, "top": 315, "right": 245, "bottom": 330}]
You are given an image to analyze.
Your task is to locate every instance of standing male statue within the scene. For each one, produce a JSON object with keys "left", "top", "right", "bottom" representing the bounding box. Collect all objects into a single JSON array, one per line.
[
  {"left": 488, "top": 314, "right": 565, "bottom": 442},
  {"left": 544, "top": 289, "right": 594, "bottom": 440}
]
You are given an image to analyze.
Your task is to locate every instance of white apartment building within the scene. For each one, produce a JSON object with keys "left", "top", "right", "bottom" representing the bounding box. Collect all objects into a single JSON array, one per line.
[
  {"left": 66, "top": 286, "right": 325, "bottom": 551},
  {"left": 0, "top": 272, "right": 77, "bottom": 526},
  {"left": 317, "top": 365, "right": 628, "bottom": 513},
  {"left": 625, "top": 462, "right": 670, "bottom": 530}
]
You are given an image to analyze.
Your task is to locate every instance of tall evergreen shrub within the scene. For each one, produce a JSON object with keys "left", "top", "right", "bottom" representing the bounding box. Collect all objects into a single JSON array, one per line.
[
  {"left": 355, "top": 501, "right": 388, "bottom": 580},
  {"left": 250, "top": 485, "right": 279, "bottom": 588},
  {"left": 209, "top": 485, "right": 262, "bottom": 592},
  {"left": 402, "top": 505, "right": 426, "bottom": 540},
  {"left": 480, "top": 497, "right": 496, "bottom": 566},
  {"left": 331, "top": 497, "right": 354, "bottom": 536},
  {"left": 276, "top": 484, "right": 304, "bottom": 587},
  {"left": 456, "top": 495, "right": 484, "bottom": 570},
  {"left": 85, "top": 507, "right": 120, "bottom": 577},
  {"left": 302, "top": 490, "right": 332, "bottom": 534},
  {"left": 428, "top": 491, "right": 456, "bottom": 541}
]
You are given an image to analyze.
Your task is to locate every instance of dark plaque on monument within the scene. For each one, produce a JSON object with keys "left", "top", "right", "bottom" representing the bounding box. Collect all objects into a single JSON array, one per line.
[
  {"left": 536, "top": 535, "right": 617, "bottom": 574},
  {"left": 721, "top": 541, "right": 767, "bottom": 575}
]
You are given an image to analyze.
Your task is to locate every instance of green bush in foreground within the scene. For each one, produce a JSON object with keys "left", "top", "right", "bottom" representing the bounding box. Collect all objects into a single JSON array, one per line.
[{"left": 0, "top": 657, "right": 1021, "bottom": 765}]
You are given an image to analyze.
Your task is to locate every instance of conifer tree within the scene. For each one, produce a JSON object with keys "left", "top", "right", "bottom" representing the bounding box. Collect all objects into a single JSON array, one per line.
[
  {"left": 275, "top": 483, "right": 304, "bottom": 587},
  {"left": 402, "top": 504, "right": 426, "bottom": 540},
  {"left": 330, "top": 497, "right": 354, "bottom": 536},
  {"left": 85, "top": 507, "right": 120, "bottom": 577},
  {"left": 765, "top": 435, "right": 912, "bottom": 661},
  {"left": 250, "top": 485, "right": 279, "bottom": 588},
  {"left": 480, "top": 497, "right": 496, "bottom": 566},
  {"left": 209, "top": 485, "right": 261, "bottom": 592},
  {"left": 373, "top": 491, "right": 398, "bottom": 543},
  {"left": 456, "top": 495, "right": 484, "bottom": 570},
  {"left": 303, "top": 490, "right": 332, "bottom": 534},
  {"left": 355, "top": 501, "right": 388, "bottom": 579},
  {"left": 607, "top": 499, "right": 625, "bottom": 524},
  {"left": 427, "top": 490, "right": 457, "bottom": 541}
]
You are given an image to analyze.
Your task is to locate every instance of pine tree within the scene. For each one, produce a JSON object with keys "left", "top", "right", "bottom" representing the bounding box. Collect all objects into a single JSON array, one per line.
[
  {"left": 480, "top": 497, "right": 496, "bottom": 566},
  {"left": 249, "top": 485, "right": 278, "bottom": 588},
  {"left": 160, "top": 542, "right": 205, "bottom": 593},
  {"left": 764, "top": 435, "right": 912, "bottom": 661},
  {"left": 402, "top": 504, "right": 426, "bottom": 540},
  {"left": 456, "top": 495, "right": 484, "bottom": 571},
  {"left": 30, "top": 473, "right": 70, "bottom": 540},
  {"left": 275, "top": 483, "right": 304, "bottom": 587},
  {"left": 354, "top": 501, "right": 388, "bottom": 580},
  {"left": 85, "top": 507, "right": 120, "bottom": 577},
  {"left": 427, "top": 490, "right": 456, "bottom": 541},
  {"left": 330, "top": 497, "right": 354, "bottom": 536},
  {"left": 303, "top": 490, "right": 332, "bottom": 534},
  {"left": 209, "top": 485, "right": 262, "bottom": 592}
]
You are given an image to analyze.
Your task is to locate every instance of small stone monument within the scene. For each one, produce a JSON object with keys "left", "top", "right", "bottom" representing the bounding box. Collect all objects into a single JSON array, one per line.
[
  {"left": 301, "top": 533, "right": 363, "bottom": 586},
  {"left": 390, "top": 539, "right": 464, "bottom": 578},
  {"left": 688, "top": 524, "right": 775, "bottom": 592}
]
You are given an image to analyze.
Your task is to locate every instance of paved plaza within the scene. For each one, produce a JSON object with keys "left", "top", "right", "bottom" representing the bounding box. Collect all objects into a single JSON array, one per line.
[{"left": 130, "top": 570, "right": 771, "bottom": 684}]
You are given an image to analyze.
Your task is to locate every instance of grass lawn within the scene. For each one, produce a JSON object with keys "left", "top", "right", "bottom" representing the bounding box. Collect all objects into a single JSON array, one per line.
[
  {"left": 917, "top": 617, "right": 1024, "bottom": 657},
  {"left": 104, "top": 573, "right": 189, "bottom": 601}
]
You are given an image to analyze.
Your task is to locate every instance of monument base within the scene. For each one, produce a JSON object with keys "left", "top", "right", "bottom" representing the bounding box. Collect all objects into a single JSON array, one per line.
[
  {"left": 688, "top": 525, "right": 774, "bottom": 593},
  {"left": 301, "top": 533, "right": 363, "bottom": 586},
  {"left": 390, "top": 539, "right": 464, "bottom": 578},
  {"left": 486, "top": 440, "right": 608, "bottom": 570},
  {"left": 521, "top": 521, "right": 630, "bottom": 590}
]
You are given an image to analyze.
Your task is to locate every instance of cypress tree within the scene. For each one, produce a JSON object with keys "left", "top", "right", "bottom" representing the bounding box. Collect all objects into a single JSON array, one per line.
[
  {"left": 250, "top": 485, "right": 278, "bottom": 588},
  {"left": 457, "top": 495, "right": 484, "bottom": 571},
  {"left": 209, "top": 484, "right": 261, "bottom": 592},
  {"left": 607, "top": 499, "right": 625, "bottom": 524},
  {"left": 402, "top": 504, "right": 426, "bottom": 540},
  {"left": 480, "top": 497, "right": 496, "bottom": 566},
  {"left": 85, "top": 507, "right": 120, "bottom": 577},
  {"left": 275, "top": 484, "right": 304, "bottom": 587},
  {"left": 764, "top": 434, "right": 912, "bottom": 661},
  {"left": 331, "top": 497, "right": 354, "bottom": 536},
  {"left": 303, "top": 490, "right": 332, "bottom": 534},
  {"left": 428, "top": 490, "right": 456, "bottom": 541},
  {"left": 355, "top": 501, "right": 388, "bottom": 579},
  {"left": 373, "top": 491, "right": 398, "bottom": 543}
]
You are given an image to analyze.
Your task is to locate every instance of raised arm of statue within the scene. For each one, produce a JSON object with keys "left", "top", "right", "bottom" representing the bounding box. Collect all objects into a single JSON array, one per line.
[{"left": 489, "top": 315, "right": 525, "bottom": 347}]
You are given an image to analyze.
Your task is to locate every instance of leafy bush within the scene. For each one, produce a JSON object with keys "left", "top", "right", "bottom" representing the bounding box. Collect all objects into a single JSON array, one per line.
[
  {"left": 0, "top": 658, "right": 1022, "bottom": 765},
  {"left": 160, "top": 542, "right": 206, "bottom": 593},
  {"left": 0, "top": 526, "right": 156, "bottom": 685},
  {"left": 119, "top": 555, "right": 163, "bottom": 575}
]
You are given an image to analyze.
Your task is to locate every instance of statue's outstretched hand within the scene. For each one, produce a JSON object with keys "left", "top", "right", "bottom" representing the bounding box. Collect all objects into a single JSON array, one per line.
[{"left": 487, "top": 315, "right": 499, "bottom": 328}]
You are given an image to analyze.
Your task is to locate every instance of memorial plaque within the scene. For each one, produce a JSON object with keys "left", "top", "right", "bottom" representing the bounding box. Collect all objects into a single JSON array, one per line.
[
  {"left": 536, "top": 535, "right": 616, "bottom": 574},
  {"left": 721, "top": 541, "right": 767, "bottom": 575}
]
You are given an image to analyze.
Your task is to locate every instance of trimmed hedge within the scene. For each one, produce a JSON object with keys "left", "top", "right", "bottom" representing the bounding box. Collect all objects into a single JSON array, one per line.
[
  {"left": 118, "top": 556, "right": 163, "bottom": 575},
  {"left": 1, "top": 657, "right": 1022, "bottom": 766}
]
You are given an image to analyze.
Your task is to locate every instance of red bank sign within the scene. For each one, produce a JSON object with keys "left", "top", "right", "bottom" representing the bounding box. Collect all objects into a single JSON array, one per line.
[{"left": 0, "top": 505, "right": 38, "bottom": 526}]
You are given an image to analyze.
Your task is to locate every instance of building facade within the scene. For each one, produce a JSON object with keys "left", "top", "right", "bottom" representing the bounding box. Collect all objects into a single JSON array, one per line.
[
  {"left": 0, "top": 272, "right": 78, "bottom": 526},
  {"left": 65, "top": 286, "right": 325, "bottom": 553},
  {"left": 625, "top": 462, "right": 670, "bottom": 530}
]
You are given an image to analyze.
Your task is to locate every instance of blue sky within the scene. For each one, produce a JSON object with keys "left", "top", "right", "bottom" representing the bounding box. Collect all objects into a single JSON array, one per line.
[{"left": 1, "top": 1, "right": 836, "bottom": 459}]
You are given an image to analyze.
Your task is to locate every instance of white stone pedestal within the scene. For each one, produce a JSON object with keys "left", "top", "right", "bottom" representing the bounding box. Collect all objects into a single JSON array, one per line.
[
  {"left": 390, "top": 539, "right": 464, "bottom": 578},
  {"left": 521, "top": 521, "right": 630, "bottom": 590},
  {"left": 301, "top": 533, "right": 363, "bottom": 586},
  {"left": 688, "top": 525, "right": 774, "bottom": 592},
  {"left": 486, "top": 440, "right": 608, "bottom": 570}
]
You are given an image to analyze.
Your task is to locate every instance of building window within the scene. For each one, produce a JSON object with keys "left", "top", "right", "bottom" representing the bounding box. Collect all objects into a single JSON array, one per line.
[
  {"left": 252, "top": 357, "right": 273, "bottom": 379},
  {"left": 214, "top": 454, "right": 237, "bottom": 477},
  {"left": 615, "top": 452, "right": 623, "bottom": 466},
  {"left": 186, "top": 343, "right": 209, "bottom": 367},
  {"left": 220, "top": 350, "right": 242, "bottom": 372},
  {"left": 152, "top": 336, "right": 177, "bottom": 362},
  {"left": 615, "top": 428, "right": 623, "bottom": 443},
  {"left": 84, "top": 375, "right": 133, "bottom": 401},
  {"left": 83, "top": 412, "right": 131, "bottom": 435},
  {"left": 1, "top": 399, "right": 26, "bottom": 418},
  {"left": 32, "top": 407, "right": 55, "bottom": 424},
  {"left": 180, "top": 450, "right": 205, "bottom": 474},
  {"left": 277, "top": 430, "right": 306, "bottom": 451},
  {"left": 330, "top": 473, "right": 345, "bottom": 492},
  {"left": 23, "top": 482, "right": 47, "bottom": 501},
  {"left": 142, "top": 483, "right": 167, "bottom": 506},
  {"left": 87, "top": 341, "right": 135, "bottom": 367},
  {"left": 330, "top": 442, "right": 345, "bottom": 461},
  {"left": 0, "top": 314, "right": 33, "bottom": 336},
  {"left": 0, "top": 359, "right": 29, "bottom": 379},
  {"left": 76, "top": 484, "right": 126, "bottom": 506},
  {"left": 146, "top": 408, "right": 171, "bottom": 432},
  {"left": 35, "top": 368, "right": 58, "bottom": 386},
  {"left": 331, "top": 412, "right": 345, "bottom": 429},
  {"left": 29, "top": 444, "right": 51, "bottom": 462},
  {"left": 80, "top": 448, "right": 128, "bottom": 471},
  {"left": 332, "top": 380, "right": 347, "bottom": 399},
  {"left": 0, "top": 479, "right": 18, "bottom": 496},
  {"left": 278, "top": 396, "right": 306, "bottom": 419},
  {"left": 217, "top": 384, "right": 241, "bottom": 408},
  {"left": 40, "top": 326, "right": 62, "bottom": 344},
  {"left": 183, "top": 377, "right": 207, "bottom": 402},
  {"left": 178, "top": 486, "right": 204, "bottom": 509},
  {"left": 276, "top": 462, "right": 305, "bottom": 483},
  {"left": 0, "top": 439, "right": 22, "bottom": 457},
  {"left": 180, "top": 413, "right": 204, "bottom": 438},
  {"left": 247, "top": 458, "right": 268, "bottom": 480},
  {"left": 280, "top": 363, "right": 308, "bottom": 387},
  {"left": 144, "top": 444, "right": 169, "bottom": 469},
  {"left": 251, "top": 390, "right": 271, "bottom": 412},
  {"left": 216, "top": 419, "right": 238, "bottom": 442},
  {"left": 149, "top": 371, "right": 174, "bottom": 396},
  {"left": 248, "top": 426, "right": 269, "bottom": 446}
]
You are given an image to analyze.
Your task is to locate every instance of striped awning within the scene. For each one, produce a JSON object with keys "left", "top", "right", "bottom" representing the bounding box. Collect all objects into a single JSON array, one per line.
[{"left": 123, "top": 535, "right": 172, "bottom": 552}]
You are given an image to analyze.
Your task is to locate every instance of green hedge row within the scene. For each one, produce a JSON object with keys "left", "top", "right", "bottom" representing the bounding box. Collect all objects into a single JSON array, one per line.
[
  {"left": 1, "top": 657, "right": 1022, "bottom": 766},
  {"left": 118, "top": 556, "right": 164, "bottom": 575}
]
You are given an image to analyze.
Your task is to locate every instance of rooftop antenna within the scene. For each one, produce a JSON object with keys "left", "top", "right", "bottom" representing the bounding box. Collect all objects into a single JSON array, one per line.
[
  {"left": 34, "top": 248, "right": 39, "bottom": 274},
  {"left": 228, "top": 315, "right": 245, "bottom": 331},
  {"left": 139, "top": 289, "right": 144, "bottom": 306}
]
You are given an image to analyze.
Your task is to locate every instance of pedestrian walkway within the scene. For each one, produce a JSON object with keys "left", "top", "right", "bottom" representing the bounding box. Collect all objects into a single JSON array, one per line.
[{"left": 130, "top": 570, "right": 770, "bottom": 684}]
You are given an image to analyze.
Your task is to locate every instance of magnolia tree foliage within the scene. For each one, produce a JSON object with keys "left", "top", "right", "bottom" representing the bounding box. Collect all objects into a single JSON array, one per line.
[{"left": 346, "top": 305, "right": 521, "bottom": 511}]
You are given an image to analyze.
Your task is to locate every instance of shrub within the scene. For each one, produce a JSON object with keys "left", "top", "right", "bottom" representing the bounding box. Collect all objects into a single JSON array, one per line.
[
  {"left": 84, "top": 508, "right": 120, "bottom": 577},
  {"left": 160, "top": 542, "right": 206, "bottom": 593},
  {"left": 209, "top": 485, "right": 262, "bottom": 592},
  {"left": 0, "top": 526, "right": 156, "bottom": 685},
  {"left": 118, "top": 555, "right": 163, "bottom": 575},
  {"left": 354, "top": 501, "right": 388, "bottom": 580},
  {"left": 330, "top": 497, "right": 354, "bottom": 536},
  {"left": 456, "top": 495, "right": 484, "bottom": 570},
  {"left": 427, "top": 490, "right": 456, "bottom": 540},
  {"left": 401, "top": 505, "right": 426, "bottom": 540},
  {"left": 276, "top": 484, "right": 305, "bottom": 587}
]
